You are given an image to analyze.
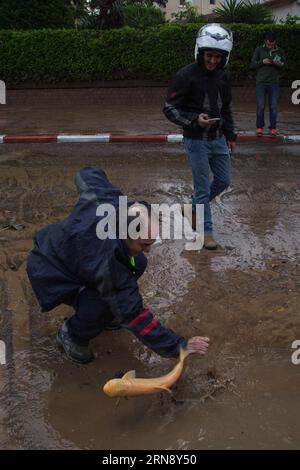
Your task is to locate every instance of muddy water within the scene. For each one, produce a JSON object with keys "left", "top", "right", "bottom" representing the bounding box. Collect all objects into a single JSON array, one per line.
[{"left": 0, "top": 141, "right": 300, "bottom": 449}]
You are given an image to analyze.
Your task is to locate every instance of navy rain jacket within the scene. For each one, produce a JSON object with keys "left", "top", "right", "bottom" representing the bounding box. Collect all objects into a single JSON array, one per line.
[{"left": 27, "top": 167, "right": 187, "bottom": 358}]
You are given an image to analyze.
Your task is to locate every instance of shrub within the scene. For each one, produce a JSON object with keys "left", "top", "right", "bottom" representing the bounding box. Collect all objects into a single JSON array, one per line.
[{"left": 0, "top": 24, "right": 298, "bottom": 84}]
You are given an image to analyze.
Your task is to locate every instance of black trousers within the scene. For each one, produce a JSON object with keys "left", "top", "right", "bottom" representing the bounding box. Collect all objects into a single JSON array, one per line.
[
  {"left": 66, "top": 254, "right": 147, "bottom": 345},
  {"left": 67, "top": 288, "right": 113, "bottom": 344}
]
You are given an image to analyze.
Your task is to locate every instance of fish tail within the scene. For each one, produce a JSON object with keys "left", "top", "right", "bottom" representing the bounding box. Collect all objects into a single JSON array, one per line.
[{"left": 180, "top": 346, "right": 190, "bottom": 363}]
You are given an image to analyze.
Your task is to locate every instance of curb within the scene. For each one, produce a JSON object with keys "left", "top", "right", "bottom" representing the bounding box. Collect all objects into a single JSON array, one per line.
[{"left": 0, "top": 133, "right": 299, "bottom": 144}]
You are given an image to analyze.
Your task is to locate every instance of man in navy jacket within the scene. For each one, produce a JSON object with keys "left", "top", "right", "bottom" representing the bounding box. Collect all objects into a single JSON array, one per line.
[{"left": 27, "top": 167, "right": 209, "bottom": 364}]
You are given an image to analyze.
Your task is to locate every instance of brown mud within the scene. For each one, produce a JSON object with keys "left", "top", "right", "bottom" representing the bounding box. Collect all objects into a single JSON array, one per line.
[{"left": 0, "top": 88, "right": 300, "bottom": 449}]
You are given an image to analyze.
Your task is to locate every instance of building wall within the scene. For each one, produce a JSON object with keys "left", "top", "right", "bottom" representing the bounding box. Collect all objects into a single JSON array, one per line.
[
  {"left": 164, "top": 0, "right": 222, "bottom": 20},
  {"left": 164, "top": 0, "right": 300, "bottom": 21},
  {"left": 271, "top": 3, "right": 300, "bottom": 21}
]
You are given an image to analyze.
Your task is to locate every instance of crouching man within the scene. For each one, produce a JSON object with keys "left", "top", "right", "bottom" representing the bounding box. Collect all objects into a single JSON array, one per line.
[{"left": 27, "top": 167, "right": 209, "bottom": 364}]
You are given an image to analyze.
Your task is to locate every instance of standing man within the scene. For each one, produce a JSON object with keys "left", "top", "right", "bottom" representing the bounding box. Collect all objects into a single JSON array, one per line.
[
  {"left": 251, "top": 31, "right": 286, "bottom": 136},
  {"left": 26, "top": 166, "right": 209, "bottom": 364},
  {"left": 163, "top": 24, "right": 236, "bottom": 250}
]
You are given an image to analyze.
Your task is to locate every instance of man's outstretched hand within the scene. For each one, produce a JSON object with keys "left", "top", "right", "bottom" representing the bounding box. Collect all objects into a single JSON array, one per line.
[{"left": 186, "top": 336, "right": 210, "bottom": 355}]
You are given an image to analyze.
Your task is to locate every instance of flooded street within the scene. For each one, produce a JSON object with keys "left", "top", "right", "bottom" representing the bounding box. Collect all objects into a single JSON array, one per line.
[{"left": 0, "top": 88, "right": 300, "bottom": 449}]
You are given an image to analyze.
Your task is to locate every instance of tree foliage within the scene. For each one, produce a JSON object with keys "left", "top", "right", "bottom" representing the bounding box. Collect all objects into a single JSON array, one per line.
[
  {"left": 0, "top": 0, "right": 76, "bottom": 29},
  {"left": 214, "top": 0, "right": 274, "bottom": 24},
  {"left": 123, "top": 4, "right": 165, "bottom": 28},
  {"left": 78, "top": 0, "right": 167, "bottom": 29},
  {"left": 279, "top": 13, "right": 300, "bottom": 25},
  {"left": 171, "top": 5, "right": 205, "bottom": 23},
  {"left": 89, "top": 1, "right": 124, "bottom": 29}
]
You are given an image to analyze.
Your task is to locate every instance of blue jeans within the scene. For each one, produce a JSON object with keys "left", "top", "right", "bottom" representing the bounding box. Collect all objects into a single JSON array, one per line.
[
  {"left": 184, "top": 136, "right": 231, "bottom": 233},
  {"left": 256, "top": 83, "right": 279, "bottom": 129}
]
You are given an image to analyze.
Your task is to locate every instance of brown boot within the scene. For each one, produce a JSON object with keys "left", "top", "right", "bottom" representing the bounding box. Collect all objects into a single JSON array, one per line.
[{"left": 204, "top": 233, "right": 217, "bottom": 250}]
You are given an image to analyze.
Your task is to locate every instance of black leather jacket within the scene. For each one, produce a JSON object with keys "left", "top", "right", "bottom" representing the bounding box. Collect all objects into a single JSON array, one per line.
[{"left": 163, "top": 62, "right": 237, "bottom": 141}]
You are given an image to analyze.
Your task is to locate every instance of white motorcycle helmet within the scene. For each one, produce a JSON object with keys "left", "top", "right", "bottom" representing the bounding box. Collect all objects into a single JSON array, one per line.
[{"left": 195, "top": 23, "right": 233, "bottom": 69}]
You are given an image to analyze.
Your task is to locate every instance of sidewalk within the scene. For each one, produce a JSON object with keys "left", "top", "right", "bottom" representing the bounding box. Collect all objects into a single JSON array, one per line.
[{"left": 0, "top": 87, "right": 298, "bottom": 136}]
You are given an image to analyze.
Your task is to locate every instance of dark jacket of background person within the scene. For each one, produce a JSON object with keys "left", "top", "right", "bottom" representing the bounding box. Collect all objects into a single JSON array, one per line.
[
  {"left": 163, "top": 62, "right": 236, "bottom": 142},
  {"left": 27, "top": 166, "right": 187, "bottom": 358},
  {"left": 251, "top": 44, "right": 286, "bottom": 84}
]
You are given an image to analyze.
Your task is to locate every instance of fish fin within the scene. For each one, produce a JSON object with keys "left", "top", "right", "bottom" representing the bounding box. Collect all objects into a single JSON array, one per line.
[
  {"left": 122, "top": 370, "right": 136, "bottom": 380},
  {"left": 171, "top": 396, "right": 185, "bottom": 405},
  {"left": 154, "top": 386, "right": 173, "bottom": 395},
  {"left": 115, "top": 397, "right": 129, "bottom": 407},
  {"left": 180, "top": 347, "right": 191, "bottom": 362}
]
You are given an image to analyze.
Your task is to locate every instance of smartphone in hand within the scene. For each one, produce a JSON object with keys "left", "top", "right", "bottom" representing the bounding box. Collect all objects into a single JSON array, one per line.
[{"left": 206, "top": 118, "right": 221, "bottom": 123}]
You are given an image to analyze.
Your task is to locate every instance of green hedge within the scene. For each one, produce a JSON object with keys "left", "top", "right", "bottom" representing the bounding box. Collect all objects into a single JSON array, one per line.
[{"left": 0, "top": 24, "right": 299, "bottom": 84}]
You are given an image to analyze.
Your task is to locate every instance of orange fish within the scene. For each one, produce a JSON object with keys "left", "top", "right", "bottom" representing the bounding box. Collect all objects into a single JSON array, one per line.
[{"left": 103, "top": 348, "right": 190, "bottom": 398}]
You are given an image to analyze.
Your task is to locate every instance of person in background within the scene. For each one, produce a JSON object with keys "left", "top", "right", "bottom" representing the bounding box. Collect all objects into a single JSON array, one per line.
[
  {"left": 163, "top": 24, "right": 236, "bottom": 250},
  {"left": 251, "top": 31, "right": 286, "bottom": 137}
]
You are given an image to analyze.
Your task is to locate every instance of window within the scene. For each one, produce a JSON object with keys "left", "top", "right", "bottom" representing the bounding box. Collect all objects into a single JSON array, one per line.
[{"left": 179, "top": 0, "right": 194, "bottom": 7}]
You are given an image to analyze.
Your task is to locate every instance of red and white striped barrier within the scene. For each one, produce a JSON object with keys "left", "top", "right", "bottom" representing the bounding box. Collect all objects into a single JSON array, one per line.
[{"left": 0, "top": 133, "right": 299, "bottom": 144}]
